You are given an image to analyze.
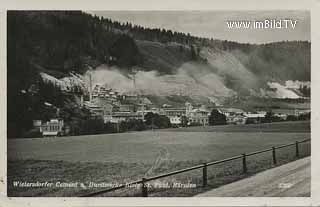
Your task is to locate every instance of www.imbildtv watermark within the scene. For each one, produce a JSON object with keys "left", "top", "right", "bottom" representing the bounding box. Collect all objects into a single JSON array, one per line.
[{"left": 226, "top": 19, "right": 298, "bottom": 29}]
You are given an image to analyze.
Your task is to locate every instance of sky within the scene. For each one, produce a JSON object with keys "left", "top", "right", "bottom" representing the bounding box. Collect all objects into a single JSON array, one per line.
[{"left": 89, "top": 10, "right": 310, "bottom": 44}]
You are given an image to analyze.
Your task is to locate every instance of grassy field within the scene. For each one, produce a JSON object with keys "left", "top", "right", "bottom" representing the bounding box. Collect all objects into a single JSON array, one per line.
[
  {"left": 7, "top": 121, "right": 311, "bottom": 196},
  {"left": 162, "top": 120, "right": 311, "bottom": 133}
]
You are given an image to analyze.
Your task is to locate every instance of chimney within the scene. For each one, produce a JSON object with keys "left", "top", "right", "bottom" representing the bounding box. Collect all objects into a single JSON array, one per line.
[
  {"left": 89, "top": 72, "right": 92, "bottom": 102},
  {"left": 80, "top": 95, "right": 84, "bottom": 107}
]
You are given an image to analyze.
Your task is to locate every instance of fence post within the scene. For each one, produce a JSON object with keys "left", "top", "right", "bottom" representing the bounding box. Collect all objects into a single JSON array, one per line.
[
  {"left": 272, "top": 147, "right": 277, "bottom": 165},
  {"left": 296, "top": 141, "right": 300, "bottom": 158},
  {"left": 141, "top": 178, "right": 148, "bottom": 197},
  {"left": 242, "top": 153, "right": 247, "bottom": 174},
  {"left": 202, "top": 163, "right": 207, "bottom": 187}
]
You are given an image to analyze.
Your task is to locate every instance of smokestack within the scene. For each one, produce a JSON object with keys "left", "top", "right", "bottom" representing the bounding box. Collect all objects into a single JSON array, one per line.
[
  {"left": 80, "top": 95, "right": 84, "bottom": 107},
  {"left": 132, "top": 67, "right": 138, "bottom": 93},
  {"left": 89, "top": 72, "right": 92, "bottom": 102}
]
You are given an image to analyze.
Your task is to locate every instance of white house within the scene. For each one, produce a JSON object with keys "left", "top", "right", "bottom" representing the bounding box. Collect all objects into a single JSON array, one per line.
[
  {"left": 41, "top": 119, "right": 64, "bottom": 137},
  {"left": 185, "top": 103, "right": 210, "bottom": 126},
  {"left": 244, "top": 112, "right": 266, "bottom": 124},
  {"left": 169, "top": 116, "right": 182, "bottom": 125}
]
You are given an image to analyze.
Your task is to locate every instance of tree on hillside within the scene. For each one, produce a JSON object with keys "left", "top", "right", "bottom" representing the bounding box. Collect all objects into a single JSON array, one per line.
[
  {"left": 180, "top": 115, "right": 189, "bottom": 127},
  {"left": 109, "top": 34, "right": 143, "bottom": 67},
  {"left": 119, "top": 119, "right": 146, "bottom": 132},
  {"left": 190, "top": 45, "right": 198, "bottom": 60},
  {"left": 299, "top": 85, "right": 310, "bottom": 97},
  {"left": 264, "top": 111, "right": 273, "bottom": 123},
  {"left": 144, "top": 112, "right": 156, "bottom": 126},
  {"left": 209, "top": 109, "right": 226, "bottom": 125},
  {"left": 144, "top": 112, "right": 171, "bottom": 129}
]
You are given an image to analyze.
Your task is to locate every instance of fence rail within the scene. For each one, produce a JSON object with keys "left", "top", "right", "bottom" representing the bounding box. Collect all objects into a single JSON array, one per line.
[{"left": 80, "top": 138, "right": 311, "bottom": 197}]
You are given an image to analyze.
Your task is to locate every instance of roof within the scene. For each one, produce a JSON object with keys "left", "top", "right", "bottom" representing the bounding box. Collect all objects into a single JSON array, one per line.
[
  {"left": 228, "top": 114, "right": 247, "bottom": 118},
  {"left": 191, "top": 108, "right": 210, "bottom": 113},
  {"left": 112, "top": 112, "right": 141, "bottom": 117},
  {"left": 244, "top": 113, "right": 265, "bottom": 118},
  {"left": 141, "top": 97, "right": 152, "bottom": 105},
  {"left": 218, "top": 108, "right": 244, "bottom": 113},
  {"left": 164, "top": 108, "right": 185, "bottom": 111},
  {"left": 84, "top": 101, "right": 101, "bottom": 108}
]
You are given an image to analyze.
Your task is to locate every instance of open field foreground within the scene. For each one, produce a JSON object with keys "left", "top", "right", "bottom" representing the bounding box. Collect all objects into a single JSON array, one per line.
[
  {"left": 7, "top": 121, "right": 310, "bottom": 196},
  {"left": 196, "top": 157, "right": 310, "bottom": 197},
  {"left": 8, "top": 121, "right": 310, "bottom": 163}
]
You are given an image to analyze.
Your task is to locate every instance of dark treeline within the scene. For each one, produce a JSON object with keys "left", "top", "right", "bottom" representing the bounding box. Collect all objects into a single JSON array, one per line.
[
  {"left": 101, "top": 16, "right": 211, "bottom": 46},
  {"left": 101, "top": 14, "right": 310, "bottom": 82},
  {"left": 100, "top": 15, "right": 310, "bottom": 55}
]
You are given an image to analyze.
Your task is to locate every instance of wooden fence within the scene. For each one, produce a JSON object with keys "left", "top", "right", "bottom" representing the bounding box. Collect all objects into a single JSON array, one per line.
[{"left": 80, "top": 138, "right": 310, "bottom": 197}]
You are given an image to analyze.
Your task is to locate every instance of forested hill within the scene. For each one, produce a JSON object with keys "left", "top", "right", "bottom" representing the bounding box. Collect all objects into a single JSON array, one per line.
[{"left": 8, "top": 11, "right": 310, "bottom": 81}]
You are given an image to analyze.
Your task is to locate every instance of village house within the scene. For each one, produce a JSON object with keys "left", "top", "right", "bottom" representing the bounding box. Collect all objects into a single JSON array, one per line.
[
  {"left": 217, "top": 108, "right": 244, "bottom": 117},
  {"left": 244, "top": 112, "right": 266, "bottom": 124},
  {"left": 136, "top": 108, "right": 166, "bottom": 116},
  {"left": 273, "top": 113, "right": 288, "bottom": 121},
  {"left": 295, "top": 109, "right": 311, "bottom": 116},
  {"left": 185, "top": 103, "right": 210, "bottom": 126},
  {"left": 84, "top": 101, "right": 105, "bottom": 118},
  {"left": 40, "top": 119, "right": 64, "bottom": 137},
  {"left": 122, "top": 94, "right": 139, "bottom": 102},
  {"left": 91, "top": 84, "right": 119, "bottom": 103},
  {"left": 32, "top": 120, "right": 42, "bottom": 131},
  {"left": 119, "top": 104, "right": 135, "bottom": 112},
  {"left": 107, "top": 112, "right": 144, "bottom": 123},
  {"left": 161, "top": 107, "right": 186, "bottom": 125},
  {"left": 85, "top": 85, "right": 155, "bottom": 124},
  {"left": 187, "top": 108, "right": 210, "bottom": 125},
  {"left": 226, "top": 114, "right": 247, "bottom": 125},
  {"left": 169, "top": 116, "right": 182, "bottom": 125},
  {"left": 163, "top": 107, "right": 186, "bottom": 117}
]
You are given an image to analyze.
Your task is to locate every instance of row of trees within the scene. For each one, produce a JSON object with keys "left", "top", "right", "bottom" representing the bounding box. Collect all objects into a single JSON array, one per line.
[
  {"left": 264, "top": 111, "right": 311, "bottom": 123},
  {"left": 299, "top": 85, "right": 311, "bottom": 97},
  {"left": 208, "top": 109, "right": 311, "bottom": 126},
  {"left": 64, "top": 112, "right": 171, "bottom": 136}
]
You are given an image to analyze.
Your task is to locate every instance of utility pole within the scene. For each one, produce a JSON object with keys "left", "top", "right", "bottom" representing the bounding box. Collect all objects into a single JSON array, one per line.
[
  {"left": 116, "top": 121, "right": 120, "bottom": 133},
  {"left": 132, "top": 67, "right": 138, "bottom": 92},
  {"left": 152, "top": 117, "right": 154, "bottom": 131},
  {"left": 142, "top": 103, "right": 145, "bottom": 121},
  {"left": 88, "top": 70, "right": 93, "bottom": 102}
]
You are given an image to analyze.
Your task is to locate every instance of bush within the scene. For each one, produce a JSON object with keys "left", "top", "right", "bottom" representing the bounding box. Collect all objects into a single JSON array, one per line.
[
  {"left": 23, "top": 129, "right": 43, "bottom": 138},
  {"left": 119, "top": 119, "right": 146, "bottom": 132},
  {"left": 286, "top": 115, "right": 298, "bottom": 121},
  {"left": 209, "top": 109, "right": 226, "bottom": 125},
  {"left": 144, "top": 112, "right": 171, "bottom": 129},
  {"left": 298, "top": 112, "right": 311, "bottom": 120}
]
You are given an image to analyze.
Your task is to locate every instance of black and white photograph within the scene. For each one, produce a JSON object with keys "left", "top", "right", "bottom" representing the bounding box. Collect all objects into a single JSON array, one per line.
[{"left": 5, "top": 9, "right": 311, "bottom": 198}]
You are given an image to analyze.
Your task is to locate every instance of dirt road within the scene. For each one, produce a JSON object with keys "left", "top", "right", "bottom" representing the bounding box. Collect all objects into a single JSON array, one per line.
[{"left": 196, "top": 157, "right": 310, "bottom": 197}]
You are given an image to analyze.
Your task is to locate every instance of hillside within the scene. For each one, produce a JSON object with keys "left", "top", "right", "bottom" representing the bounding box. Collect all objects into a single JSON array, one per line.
[
  {"left": 7, "top": 11, "right": 310, "bottom": 93},
  {"left": 137, "top": 40, "right": 192, "bottom": 74}
]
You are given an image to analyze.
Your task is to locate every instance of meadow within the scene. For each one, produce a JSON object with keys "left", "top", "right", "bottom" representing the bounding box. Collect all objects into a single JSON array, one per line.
[{"left": 7, "top": 121, "right": 311, "bottom": 196}]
